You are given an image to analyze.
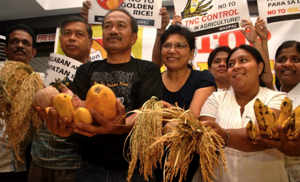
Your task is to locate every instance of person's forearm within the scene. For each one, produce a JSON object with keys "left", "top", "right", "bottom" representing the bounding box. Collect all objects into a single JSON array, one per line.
[
  {"left": 252, "top": 41, "right": 273, "bottom": 89},
  {"left": 226, "top": 128, "right": 270, "bottom": 152},
  {"left": 152, "top": 32, "right": 163, "bottom": 67}
]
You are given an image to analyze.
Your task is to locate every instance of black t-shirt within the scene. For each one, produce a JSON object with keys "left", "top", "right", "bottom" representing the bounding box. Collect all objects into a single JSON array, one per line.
[
  {"left": 163, "top": 67, "right": 216, "bottom": 110},
  {"left": 157, "top": 66, "right": 216, "bottom": 181},
  {"left": 71, "top": 57, "right": 163, "bottom": 170}
]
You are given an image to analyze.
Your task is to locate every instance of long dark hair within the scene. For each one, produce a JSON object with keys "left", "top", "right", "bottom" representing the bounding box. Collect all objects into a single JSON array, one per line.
[
  {"left": 226, "top": 44, "right": 266, "bottom": 87},
  {"left": 207, "top": 46, "right": 231, "bottom": 68}
]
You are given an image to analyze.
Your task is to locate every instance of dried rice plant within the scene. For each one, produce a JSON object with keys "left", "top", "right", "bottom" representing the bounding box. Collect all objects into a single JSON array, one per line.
[
  {"left": 125, "top": 97, "right": 226, "bottom": 182},
  {"left": 0, "top": 61, "right": 44, "bottom": 162},
  {"left": 0, "top": 78, "right": 11, "bottom": 122},
  {"left": 125, "top": 97, "right": 164, "bottom": 181}
]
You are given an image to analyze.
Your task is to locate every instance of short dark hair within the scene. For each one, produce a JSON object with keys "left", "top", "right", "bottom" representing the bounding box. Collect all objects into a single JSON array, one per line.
[
  {"left": 6, "top": 24, "right": 36, "bottom": 48},
  {"left": 207, "top": 46, "right": 231, "bottom": 68},
  {"left": 227, "top": 44, "right": 266, "bottom": 87},
  {"left": 275, "top": 40, "right": 300, "bottom": 61},
  {"left": 160, "top": 25, "right": 196, "bottom": 51},
  {"left": 102, "top": 8, "right": 138, "bottom": 34},
  {"left": 61, "top": 16, "right": 93, "bottom": 38}
]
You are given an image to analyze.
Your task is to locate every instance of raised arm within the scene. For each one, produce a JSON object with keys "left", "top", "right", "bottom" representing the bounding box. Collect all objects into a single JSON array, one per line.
[
  {"left": 152, "top": 7, "right": 170, "bottom": 67},
  {"left": 240, "top": 19, "right": 273, "bottom": 90},
  {"left": 255, "top": 17, "right": 270, "bottom": 63},
  {"left": 81, "top": 0, "right": 92, "bottom": 27}
]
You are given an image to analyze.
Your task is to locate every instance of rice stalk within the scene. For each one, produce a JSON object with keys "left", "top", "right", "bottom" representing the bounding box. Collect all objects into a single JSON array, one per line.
[
  {"left": 126, "top": 97, "right": 226, "bottom": 182},
  {"left": 0, "top": 61, "right": 44, "bottom": 162},
  {"left": 125, "top": 96, "right": 164, "bottom": 181}
]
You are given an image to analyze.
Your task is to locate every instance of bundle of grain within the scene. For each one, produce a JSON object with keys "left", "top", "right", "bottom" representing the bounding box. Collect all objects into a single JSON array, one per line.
[
  {"left": 126, "top": 97, "right": 226, "bottom": 182},
  {"left": 0, "top": 61, "right": 44, "bottom": 162}
]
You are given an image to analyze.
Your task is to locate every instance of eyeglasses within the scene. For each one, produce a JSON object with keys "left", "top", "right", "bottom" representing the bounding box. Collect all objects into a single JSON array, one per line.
[{"left": 162, "top": 42, "right": 188, "bottom": 51}]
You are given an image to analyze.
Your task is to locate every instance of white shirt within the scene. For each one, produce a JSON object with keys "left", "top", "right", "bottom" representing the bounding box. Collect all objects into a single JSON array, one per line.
[
  {"left": 195, "top": 87, "right": 288, "bottom": 182},
  {"left": 0, "top": 60, "right": 45, "bottom": 172},
  {"left": 284, "top": 82, "right": 300, "bottom": 182}
]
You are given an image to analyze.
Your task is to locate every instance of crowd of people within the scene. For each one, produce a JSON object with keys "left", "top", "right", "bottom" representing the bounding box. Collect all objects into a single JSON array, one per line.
[{"left": 0, "top": 0, "right": 299, "bottom": 182}]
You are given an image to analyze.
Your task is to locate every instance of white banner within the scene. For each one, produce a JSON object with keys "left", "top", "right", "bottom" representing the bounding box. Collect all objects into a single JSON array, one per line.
[
  {"left": 257, "top": 0, "right": 300, "bottom": 25},
  {"left": 173, "top": 0, "right": 250, "bottom": 37},
  {"left": 44, "top": 53, "right": 83, "bottom": 88},
  {"left": 88, "top": 0, "right": 162, "bottom": 28},
  {"left": 36, "top": 0, "right": 82, "bottom": 10}
]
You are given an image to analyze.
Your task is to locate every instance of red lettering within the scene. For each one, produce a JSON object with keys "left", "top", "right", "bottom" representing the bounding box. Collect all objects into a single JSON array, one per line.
[
  {"left": 197, "top": 36, "right": 214, "bottom": 53},
  {"left": 49, "top": 34, "right": 55, "bottom": 41},
  {"left": 184, "top": 18, "right": 199, "bottom": 26},
  {"left": 223, "top": 11, "right": 229, "bottom": 17}
]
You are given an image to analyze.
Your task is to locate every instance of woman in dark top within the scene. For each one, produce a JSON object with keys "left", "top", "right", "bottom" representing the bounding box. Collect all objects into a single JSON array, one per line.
[
  {"left": 157, "top": 25, "right": 216, "bottom": 181},
  {"left": 160, "top": 25, "right": 216, "bottom": 118}
]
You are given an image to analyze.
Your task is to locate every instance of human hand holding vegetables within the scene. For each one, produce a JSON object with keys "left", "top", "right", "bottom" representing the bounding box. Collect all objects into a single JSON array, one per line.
[{"left": 73, "top": 99, "right": 135, "bottom": 137}]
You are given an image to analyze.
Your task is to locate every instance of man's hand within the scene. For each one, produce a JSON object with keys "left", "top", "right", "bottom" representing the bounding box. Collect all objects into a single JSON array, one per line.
[
  {"left": 39, "top": 107, "right": 74, "bottom": 138},
  {"left": 74, "top": 100, "right": 133, "bottom": 137},
  {"left": 81, "top": 0, "right": 91, "bottom": 23},
  {"left": 157, "top": 7, "right": 170, "bottom": 34},
  {"left": 253, "top": 125, "right": 300, "bottom": 157}
]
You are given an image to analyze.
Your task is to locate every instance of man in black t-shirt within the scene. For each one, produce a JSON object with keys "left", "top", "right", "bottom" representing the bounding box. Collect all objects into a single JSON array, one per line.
[{"left": 40, "top": 8, "right": 163, "bottom": 182}]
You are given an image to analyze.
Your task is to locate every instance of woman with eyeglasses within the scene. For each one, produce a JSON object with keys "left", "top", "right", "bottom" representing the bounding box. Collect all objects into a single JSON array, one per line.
[
  {"left": 160, "top": 25, "right": 216, "bottom": 118},
  {"left": 156, "top": 25, "right": 216, "bottom": 181}
]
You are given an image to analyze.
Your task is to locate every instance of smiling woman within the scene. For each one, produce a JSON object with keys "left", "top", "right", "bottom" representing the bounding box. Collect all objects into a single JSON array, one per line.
[
  {"left": 157, "top": 25, "right": 216, "bottom": 181},
  {"left": 274, "top": 40, "right": 300, "bottom": 182},
  {"left": 195, "top": 44, "right": 288, "bottom": 182},
  {"left": 160, "top": 25, "right": 216, "bottom": 118}
]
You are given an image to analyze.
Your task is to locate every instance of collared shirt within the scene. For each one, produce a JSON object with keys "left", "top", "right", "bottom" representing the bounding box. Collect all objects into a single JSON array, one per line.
[
  {"left": 198, "top": 87, "right": 288, "bottom": 182},
  {"left": 284, "top": 82, "right": 300, "bottom": 182},
  {"left": 0, "top": 60, "right": 45, "bottom": 172}
]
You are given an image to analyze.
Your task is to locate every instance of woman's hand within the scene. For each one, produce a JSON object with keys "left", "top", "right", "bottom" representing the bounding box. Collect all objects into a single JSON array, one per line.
[
  {"left": 255, "top": 16, "right": 268, "bottom": 41},
  {"left": 240, "top": 19, "right": 259, "bottom": 45},
  {"left": 202, "top": 120, "right": 227, "bottom": 140},
  {"left": 253, "top": 125, "right": 300, "bottom": 157}
]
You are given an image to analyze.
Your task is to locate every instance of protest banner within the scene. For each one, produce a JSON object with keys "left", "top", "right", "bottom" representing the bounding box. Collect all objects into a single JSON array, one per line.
[
  {"left": 88, "top": 0, "right": 162, "bottom": 28},
  {"left": 257, "top": 0, "right": 300, "bottom": 25},
  {"left": 44, "top": 53, "right": 83, "bottom": 88},
  {"left": 173, "top": 0, "right": 250, "bottom": 37},
  {"left": 54, "top": 13, "right": 300, "bottom": 85},
  {"left": 36, "top": 0, "right": 82, "bottom": 10},
  {"left": 257, "top": 0, "right": 300, "bottom": 76}
]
